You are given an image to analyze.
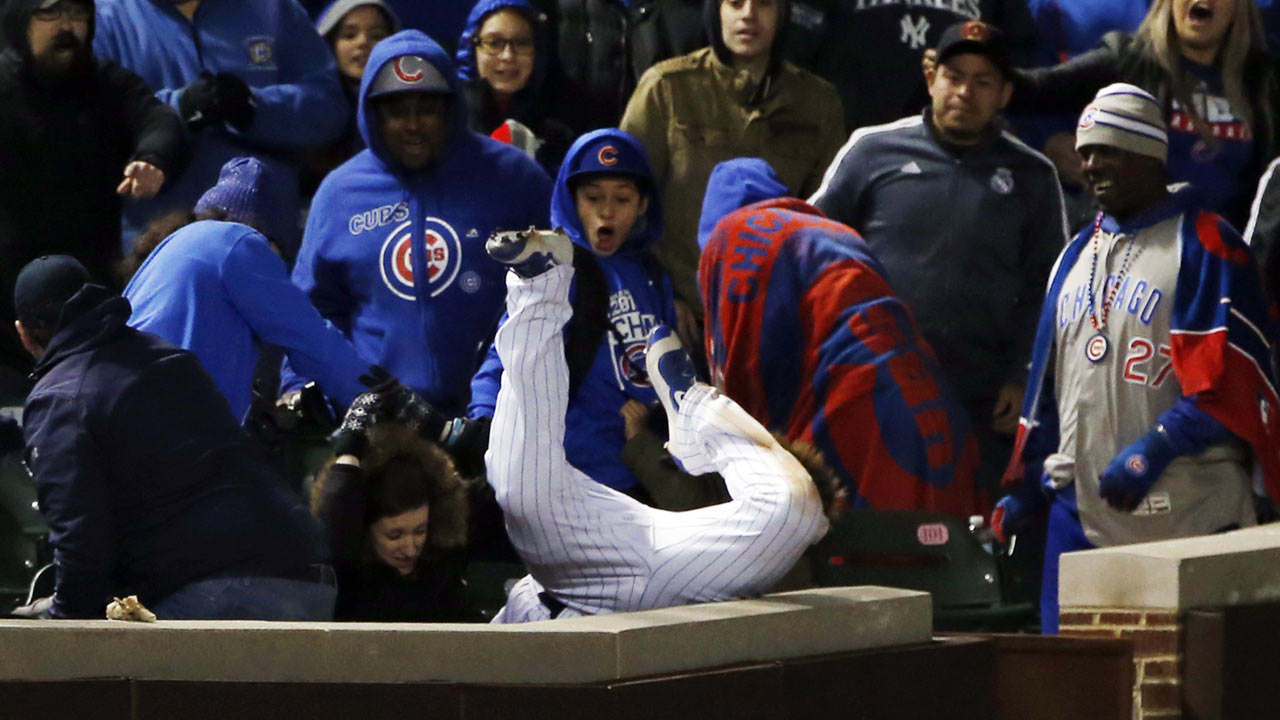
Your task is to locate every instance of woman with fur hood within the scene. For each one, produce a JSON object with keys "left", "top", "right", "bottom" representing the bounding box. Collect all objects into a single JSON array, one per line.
[{"left": 313, "top": 421, "right": 473, "bottom": 622}]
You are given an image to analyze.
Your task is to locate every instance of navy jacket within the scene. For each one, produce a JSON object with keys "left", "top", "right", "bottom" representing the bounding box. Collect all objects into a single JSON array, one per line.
[{"left": 23, "top": 286, "right": 327, "bottom": 618}]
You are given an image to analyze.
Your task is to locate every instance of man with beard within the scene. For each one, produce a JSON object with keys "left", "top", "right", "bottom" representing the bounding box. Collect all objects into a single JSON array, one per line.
[{"left": 0, "top": 0, "right": 183, "bottom": 394}]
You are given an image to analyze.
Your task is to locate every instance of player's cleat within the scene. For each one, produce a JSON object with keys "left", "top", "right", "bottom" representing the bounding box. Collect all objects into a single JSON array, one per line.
[
  {"left": 646, "top": 324, "right": 697, "bottom": 421},
  {"left": 486, "top": 227, "right": 573, "bottom": 277}
]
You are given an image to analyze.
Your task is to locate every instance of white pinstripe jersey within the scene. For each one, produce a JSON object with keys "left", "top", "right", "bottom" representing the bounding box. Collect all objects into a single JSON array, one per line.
[{"left": 487, "top": 266, "right": 828, "bottom": 622}]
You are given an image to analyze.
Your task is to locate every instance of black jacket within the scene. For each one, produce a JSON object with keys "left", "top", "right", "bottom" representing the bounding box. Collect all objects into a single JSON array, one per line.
[
  {"left": 23, "top": 286, "right": 327, "bottom": 618},
  {"left": 0, "top": 0, "right": 185, "bottom": 377},
  {"left": 536, "top": 0, "right": 704, "bottom": 135}
]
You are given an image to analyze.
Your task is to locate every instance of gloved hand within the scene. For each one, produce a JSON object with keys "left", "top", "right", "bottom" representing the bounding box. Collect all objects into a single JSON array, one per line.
[
  {"left": 178, "top": 71, "right": 221, "bottom": 129},
  {"left": 213, "top": 72, "right": 255, "bottom": 131},
  {"left": 330, "top": 390, "right": 386, "bottom": 460},
  {"left": 396, "top": 391, "right": 447, "bottom": 442},
  {"left": 177, "top": 71, "right": 255, "bottom": 131},
  {"left": 990, "top": 481, "right": 1050, "bottom": 543},
  {"left": 1099, "top": 426, "right": 1178, "bottom": 512},
  {"left": 440, "top": 415, "right": 490, "bottom": 477},
  {"left": 11, "top": 595, "right": 54, "bottom": 619}
]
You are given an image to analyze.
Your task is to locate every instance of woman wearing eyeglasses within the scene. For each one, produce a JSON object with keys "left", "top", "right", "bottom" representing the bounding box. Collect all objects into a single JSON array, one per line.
[{"left": 456, "top": 0, "right": 572, "bottom": 173}]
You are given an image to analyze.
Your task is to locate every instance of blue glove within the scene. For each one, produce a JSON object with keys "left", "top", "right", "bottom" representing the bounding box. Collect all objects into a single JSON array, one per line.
[
  {"left": 1099, "top": 426, "right": 1178, "bottom": 512},
  {"left": 991, "top": 482, "right": 1050, "bottom": 543}
]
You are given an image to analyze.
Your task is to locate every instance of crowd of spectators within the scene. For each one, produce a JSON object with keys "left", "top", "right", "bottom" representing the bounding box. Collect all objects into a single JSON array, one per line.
[{"left": 1, "top": 0, "right": 1278, "bottom": 632}]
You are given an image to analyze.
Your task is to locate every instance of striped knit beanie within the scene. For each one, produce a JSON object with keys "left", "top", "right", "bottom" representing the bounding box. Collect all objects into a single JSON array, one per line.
[{"left": 1075, "top": 83, "right": 1168, "bottom": 164}]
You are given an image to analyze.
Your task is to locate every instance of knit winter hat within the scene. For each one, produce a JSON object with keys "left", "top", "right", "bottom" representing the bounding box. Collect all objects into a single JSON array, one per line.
[
  {"left": 1075, "top": 83, "right": 1168, "bottom": 165},
  {"left": 195, "top": 157, "right": 298, "bottom": 256}
]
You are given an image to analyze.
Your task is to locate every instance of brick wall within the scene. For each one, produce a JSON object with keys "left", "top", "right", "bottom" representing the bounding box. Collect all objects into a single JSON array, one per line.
[{"left": 1059, "top": 607, "right": 1180, "bottom": 719}]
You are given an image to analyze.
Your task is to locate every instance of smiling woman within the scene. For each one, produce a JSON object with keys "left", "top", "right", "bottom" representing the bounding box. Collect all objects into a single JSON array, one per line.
[{"left": 1006, "top": 0, "right": 1275, "bottom": 230}]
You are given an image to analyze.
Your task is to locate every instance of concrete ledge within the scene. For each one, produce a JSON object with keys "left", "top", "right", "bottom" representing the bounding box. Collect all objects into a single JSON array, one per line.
[
  {"left": 0, "top": 586, "right": 930, "bottom": 685},
  {"left": 1059, "top": 524, "right": 1280, "bottom": 610}
]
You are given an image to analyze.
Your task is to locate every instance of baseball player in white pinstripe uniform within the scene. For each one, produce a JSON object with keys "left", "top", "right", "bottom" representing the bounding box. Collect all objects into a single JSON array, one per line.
[{"left": 484, "top": 228, "right": 831, "bottom": 623}]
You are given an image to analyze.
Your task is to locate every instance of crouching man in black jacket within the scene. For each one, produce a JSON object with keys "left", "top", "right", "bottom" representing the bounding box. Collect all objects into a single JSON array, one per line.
[{"left": 10, "top": 256, "right": 334, "bottom": 620}]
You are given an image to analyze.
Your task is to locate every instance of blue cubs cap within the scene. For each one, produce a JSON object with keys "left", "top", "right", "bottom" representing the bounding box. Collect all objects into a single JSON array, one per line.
[
  {"left": 14, "top": 255, "right": 90, "bottom": 331},
  {"left": 565, "top": 134, "right": 652, "bottom": 190},
  {"left": 195, "top": 156, "right": 299, "bottom": 256},
  {"left": 368, "top": 54, "right": 452, "bottom": 98}
]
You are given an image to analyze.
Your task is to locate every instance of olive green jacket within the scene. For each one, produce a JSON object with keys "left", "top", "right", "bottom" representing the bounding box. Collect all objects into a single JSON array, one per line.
[{"left": 621, "top": 47, "right": 845, "bottom": 313}]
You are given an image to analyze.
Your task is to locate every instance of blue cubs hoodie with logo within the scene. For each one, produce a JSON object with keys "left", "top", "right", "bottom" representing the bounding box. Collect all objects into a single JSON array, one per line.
[
  {"left": 284, "top": 30, "right": 552, "bottom": 416},
  {"left": 468, "top": 129, "right": 675, "bottom": 492},
  {"left": 93, "top": 0, "right": 348, "bottom": 247}
]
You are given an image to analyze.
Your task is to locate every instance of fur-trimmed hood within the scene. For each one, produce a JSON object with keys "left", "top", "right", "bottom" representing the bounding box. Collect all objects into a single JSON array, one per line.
[{"left": 314, "top": 423, "right": 469, "bottom": 559}]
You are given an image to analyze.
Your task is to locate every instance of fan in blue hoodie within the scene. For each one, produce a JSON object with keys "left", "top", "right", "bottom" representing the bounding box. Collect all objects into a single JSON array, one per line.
[
  {"left": 124, "top": 157, "right": 373, "bottom": 423},
  {"left": 469, "top": 129, "right": 676, "bottom": 495},
  {"left": 455, "top": 0, "right": 573, "bottom": 174},
  {"left": 284, "top": 30, "right": 552, "bottom": 419},
  {"left": 93, "top": 0, "right": 349, "bottom": 249}
]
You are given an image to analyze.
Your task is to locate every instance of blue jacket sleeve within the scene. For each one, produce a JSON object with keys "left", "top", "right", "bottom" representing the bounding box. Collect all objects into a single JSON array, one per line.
[
  {"left": 221, "top": 230, "right": 368, "bottom": 408},
  {"left": 239, "top": 2, "right": 348, "bottom": 148},
  {"left": 467, "top": 314, "right": 509, "bottom": 419},
  {"left": 282, "top": 194, "right": 355, "bottom": 395},
  {"left": 1156, "top": 395, "right": 1237, "bottom": 456},
  {"left": 24, "top": 392, "right": 115, "bottom": 619}
]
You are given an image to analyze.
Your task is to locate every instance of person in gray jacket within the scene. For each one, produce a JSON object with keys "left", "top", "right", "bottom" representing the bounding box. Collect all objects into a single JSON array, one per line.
[{"left": 810, "top": 19, "right": 1067, "bottom": 497}]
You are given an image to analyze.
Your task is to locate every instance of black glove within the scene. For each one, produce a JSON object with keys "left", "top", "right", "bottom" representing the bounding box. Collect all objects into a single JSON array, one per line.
[
  {"left": 397, "top": 391, "right": 447, "bottom": 442},
  {"left": 178, "top": 71, "right": 221, "bottom": 129},
  {"left": 213, "top": 72, "right": 255, "bottom": 131},
  {"left": 441, "top": 415, "right": 490, "bottom": 477},
  {"left": 329, "top": 390, "right": 385, "bottom": 460}
]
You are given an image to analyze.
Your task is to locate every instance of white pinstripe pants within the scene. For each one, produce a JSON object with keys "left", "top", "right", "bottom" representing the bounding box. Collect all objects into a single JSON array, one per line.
[{"left": 488, "top": 266, "right": 828, "bottom": 623}]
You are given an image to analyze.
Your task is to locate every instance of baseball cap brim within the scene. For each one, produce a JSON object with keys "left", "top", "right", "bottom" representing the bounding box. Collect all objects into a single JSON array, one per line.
[{"left": 367, "top": 55, "right": 452, "bottom": 99}]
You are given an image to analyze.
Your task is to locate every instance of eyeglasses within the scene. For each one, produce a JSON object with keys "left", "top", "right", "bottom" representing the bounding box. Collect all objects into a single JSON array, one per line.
[
  {"left": 33, "top": 2, "right": 92, "bottom": 22},
  {"left": 475, "top": 36, "right": 535, "bottom": 56}
]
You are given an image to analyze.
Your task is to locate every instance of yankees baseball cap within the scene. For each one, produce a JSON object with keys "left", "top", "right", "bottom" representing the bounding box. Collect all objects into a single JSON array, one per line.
[
  {"left": 368, "top": 54, "right": 452, "bottom": 99},
  {"left": 936, "top": 20, "right": 1012, "bottom": 78}
]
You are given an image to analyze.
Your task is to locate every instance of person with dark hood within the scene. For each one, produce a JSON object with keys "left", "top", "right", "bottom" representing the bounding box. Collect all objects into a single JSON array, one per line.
[
  {"left": 455, "top": 0, "right": 572, "bottom": 173},
  {"left": 619, "top": 0, "right": 843, "bottom": 354},
  {"left": 123, "top": 157, "right": 385, "bottom": 423},
  {"left": 284, "top": 30, "right": 551, "bottom": 421},
  {"left": 0, "top": 0, "right": 183, "bottom": 393},
  {"left": 11, "top": 255, "right": 335, "bottom": 620},
  {"left": 300, "top": 0, "right": 400, "bottom": 196}
]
